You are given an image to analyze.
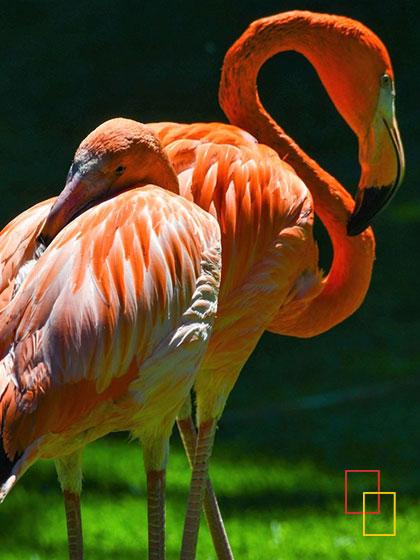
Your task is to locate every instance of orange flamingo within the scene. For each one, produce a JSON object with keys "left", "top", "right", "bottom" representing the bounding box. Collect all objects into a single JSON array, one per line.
[
  {"left": 0, "top": 118, "right": 222, "bottom": 560},
  {"left": 149, "top": 10, "right": 404, "bottom": 558},
  {"left": 0, "top": 10, "right": 404, "bottom": 560}
]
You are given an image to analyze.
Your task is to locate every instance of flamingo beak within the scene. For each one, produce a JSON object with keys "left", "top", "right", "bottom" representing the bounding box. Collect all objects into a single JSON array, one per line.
[
  {"left": 38, "top": 165, "right": 109, "bottom": 246},
  {"left": 347, "top": 107, "right": 405, "bottom": 236}
]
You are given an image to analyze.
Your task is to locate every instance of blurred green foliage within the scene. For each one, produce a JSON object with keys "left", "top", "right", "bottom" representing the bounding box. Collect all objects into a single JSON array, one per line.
[{"left": 1, "top": 1, "right": 419, "bottom": 558}]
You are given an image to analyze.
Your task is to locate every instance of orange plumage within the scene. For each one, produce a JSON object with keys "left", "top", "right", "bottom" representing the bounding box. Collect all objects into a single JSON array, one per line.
[{"left": 150, "top": 122, "right": 320, "bottom": 421}]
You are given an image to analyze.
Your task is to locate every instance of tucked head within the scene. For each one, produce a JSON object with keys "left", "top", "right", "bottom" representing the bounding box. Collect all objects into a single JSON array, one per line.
[{"left": 39, "top": 118, "right": 179, "bottom": 245}]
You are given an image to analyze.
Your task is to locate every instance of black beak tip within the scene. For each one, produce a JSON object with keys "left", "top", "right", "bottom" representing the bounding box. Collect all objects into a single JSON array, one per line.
[
  {"left": 346, "top": 215, "right": 367, "bottom": 237},
  {"left": 346, "top": 185, "right": 394, "bottom": 237}
]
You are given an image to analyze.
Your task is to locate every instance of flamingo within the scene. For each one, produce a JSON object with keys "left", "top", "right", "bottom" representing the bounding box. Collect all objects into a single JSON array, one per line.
[
  {"left": 148, "top": 10, "right": 404, "bottom": 558},
  {"left": 0, "top": 10, "right": 404, "bottom": 560},
  {"left": 0, "top": 118, "right": 222, "bottom": 560}
]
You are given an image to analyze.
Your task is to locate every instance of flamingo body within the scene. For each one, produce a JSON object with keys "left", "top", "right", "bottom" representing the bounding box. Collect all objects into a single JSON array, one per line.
[
  {"left": 0, "top": 184, "right": 221, "bottom": 498},
  {"left": 150, "top": 121, "right": 321, "bottom": 420}
]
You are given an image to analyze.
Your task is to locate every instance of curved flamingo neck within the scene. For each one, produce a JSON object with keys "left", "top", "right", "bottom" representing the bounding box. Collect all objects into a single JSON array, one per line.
[{"left": 219, "top": 11, "right": 375, "bottom": 337}]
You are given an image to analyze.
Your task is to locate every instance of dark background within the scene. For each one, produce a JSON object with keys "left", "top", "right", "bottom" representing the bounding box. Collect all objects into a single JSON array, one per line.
[{"left": 1, "top": 0, "right": 420, "bottom": 523}]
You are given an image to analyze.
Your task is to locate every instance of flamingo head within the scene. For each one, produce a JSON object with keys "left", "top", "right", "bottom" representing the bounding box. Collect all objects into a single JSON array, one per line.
[
  {"left": 39, "top": 118, "right": 179, "bottom": 245},
  {"left": 299, "top": 14, "right": 405, "bottom": 235}
]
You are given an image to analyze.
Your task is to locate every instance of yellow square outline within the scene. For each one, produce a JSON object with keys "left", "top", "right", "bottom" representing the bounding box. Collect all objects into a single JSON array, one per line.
[{"left": 363, "top": 492, "right": 396, "bottom": 536}]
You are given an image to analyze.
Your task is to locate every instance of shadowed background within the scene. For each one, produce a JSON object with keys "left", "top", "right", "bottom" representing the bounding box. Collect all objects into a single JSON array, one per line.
[{"left": 1, "top": 1, "right": 419, "bottom": 558}]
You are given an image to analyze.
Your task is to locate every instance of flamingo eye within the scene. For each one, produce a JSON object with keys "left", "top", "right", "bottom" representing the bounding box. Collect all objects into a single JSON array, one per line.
[
  {"left": 380, "top": 73, "right": 392, "bottom": 88},
  {"left": 114, "top": 165, "right": 126, "bottom": 176}
]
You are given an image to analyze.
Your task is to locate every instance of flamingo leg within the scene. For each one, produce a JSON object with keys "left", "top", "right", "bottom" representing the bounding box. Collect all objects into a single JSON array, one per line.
[
  {"left": 147, "top": 469, "right": 166, "bottom": 560},
  {"left": 177, "top": 399, "right": 233, "bottom": 559},
  {"left": 180, "top": 418, "right": 217, "bottom": 560},
  {"left": 141, "top": 435, "right": 170, "bottom": 560},
  {"left": 63, "top": 490, "right": 84, "bottom": 560},
  {"left": 55, "top": 448, "right": 84, "bottom": 560}
]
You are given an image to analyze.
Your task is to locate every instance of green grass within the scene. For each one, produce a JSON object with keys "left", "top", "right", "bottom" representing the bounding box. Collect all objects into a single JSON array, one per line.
[{"left": 1, "top": 431, "right": 419, "bottom": 559}]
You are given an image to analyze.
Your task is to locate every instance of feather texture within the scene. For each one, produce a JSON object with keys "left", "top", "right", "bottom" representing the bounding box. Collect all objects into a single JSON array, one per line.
[
  {"left": 0, "top": 185, "right": 221, "bottom": 494},
  {"left": 150, "top": 122, "right": 321, "bottom": 420}
]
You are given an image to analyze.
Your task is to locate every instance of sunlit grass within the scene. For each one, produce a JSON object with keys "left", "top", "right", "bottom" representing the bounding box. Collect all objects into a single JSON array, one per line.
[{"left": 1, "top": 435, "right": 418, "bottom": 559}]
